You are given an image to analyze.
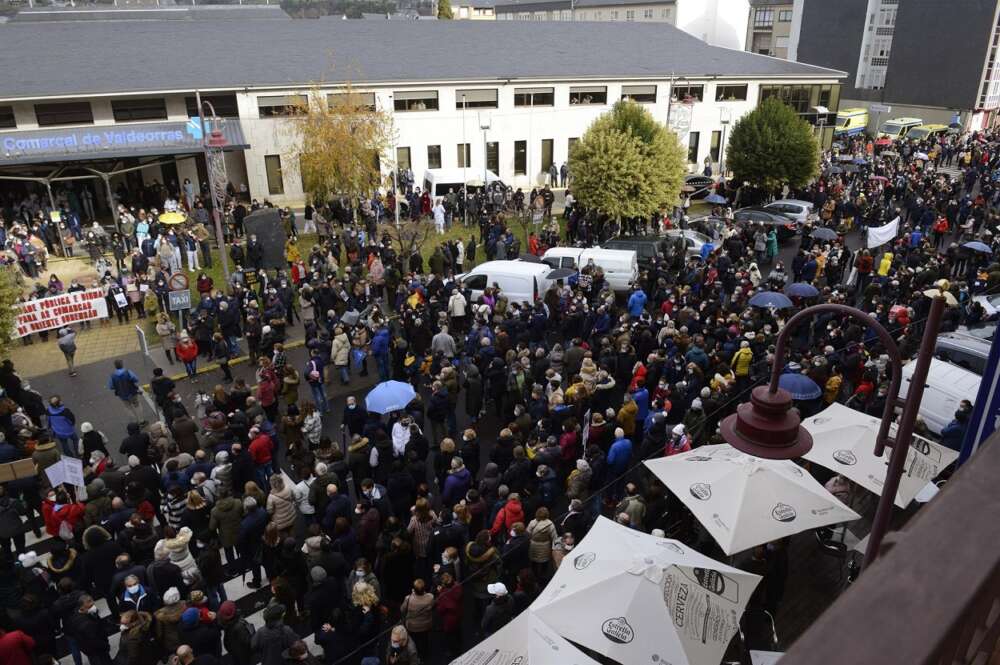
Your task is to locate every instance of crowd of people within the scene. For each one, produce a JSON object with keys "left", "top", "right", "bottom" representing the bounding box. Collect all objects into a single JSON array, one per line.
[{"left": 0, "top": 124, "right": 999, "bottom": 665}]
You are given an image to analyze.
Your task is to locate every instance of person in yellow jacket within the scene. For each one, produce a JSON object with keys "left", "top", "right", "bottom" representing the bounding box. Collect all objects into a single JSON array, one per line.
[
  {"left": 877, "top": 251, "right": 893, "bottom": 277},
  {"left": 731, "top": 340, "right": 754, "bottom": 392}
]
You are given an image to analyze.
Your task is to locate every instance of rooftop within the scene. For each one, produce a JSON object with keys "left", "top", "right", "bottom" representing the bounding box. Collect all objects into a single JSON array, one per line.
[
  {"left": 0, "top": 16, "right": 843, "bottom": 101},
  {"left": 496, "top": 0, "right": 673, "bottom": 8}
]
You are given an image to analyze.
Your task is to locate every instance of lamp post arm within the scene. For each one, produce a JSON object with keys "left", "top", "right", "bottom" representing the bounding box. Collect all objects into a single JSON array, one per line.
[{"left": 769, "top": 303, "right": 903, "bottom": 456}]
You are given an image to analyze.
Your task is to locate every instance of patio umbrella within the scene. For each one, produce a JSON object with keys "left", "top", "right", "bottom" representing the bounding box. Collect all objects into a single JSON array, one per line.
[
  {"left": 531, "top": 517, "right": 761, "bottom": 665},
  {"left": 645, "top": 445, "right": 860, "bottom": 555},
  {"left": 802, "top": 403, "right": 958, "bottom": 508},
  {"left": 964, "top": 241, "right": 993, "bottom": 254},
  {"left": 922, "top": 288, "right": 959, "bottom": 306},
  {"left": 785, "top": 282, "right": 819, "bottom": 298},
  {"left": 810, "top": 227, "right": 839, "bottom": 241},
  {"left": 748, "top": 291, "right": 793, "bottom": 309},
  {"left": 365, "top": 380, "right": 416, "bottom": 414},
  {"left": 705, "top": 193, "right": 728, "bottom": 204},
  {"left": 778, "top": 372, "right": 822, "bottom": 400},
  {"left": 452, "top": 609, "right": 601, "bottom": 665},
  {"left": 158, "top": 211, "right": 187, "bottom": 225}
]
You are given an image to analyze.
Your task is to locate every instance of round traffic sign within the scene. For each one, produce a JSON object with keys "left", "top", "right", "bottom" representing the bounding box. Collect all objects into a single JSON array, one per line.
[{"left": 168, "top": 273, "right": 190, "bottom": 291}]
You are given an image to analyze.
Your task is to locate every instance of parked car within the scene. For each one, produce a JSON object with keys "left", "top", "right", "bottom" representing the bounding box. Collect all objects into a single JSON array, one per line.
[
  {"left": 935, "top": 328, "right": 992, "bottom": 376},
  {"left": 899, "top": 357, "right": 981, "bottom": 435},
  {"left": 664, "top": 229, "right": 713, "bottom": 259},
  {"left": 458, "top": 260, "right": 559, "bottom": 305},
  {"left": 540, "top": 247, "right": 638, "bottom": 291},
  {"left": 684, "top": 174, "right": 715, "bottom": 199},
  {"left": 733, "top": 207, "right": 798, "bottom": 240},
  {"left": 972, "top": 293, "right": 1000, "bottom": 318},
  {"left": 601, "top": 236, "right": 673, "bottom": 270},
  {"left": 763, "top": 199, "right": 815, "bottom": 225}
]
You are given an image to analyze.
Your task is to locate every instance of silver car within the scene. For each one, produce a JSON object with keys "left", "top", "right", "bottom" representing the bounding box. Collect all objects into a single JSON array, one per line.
[
  {"left": 763, "top": 199, "right": 815, "bottom": 224},
  {"left": 664, "top": 229, "right": 713, "bottom": 259},
  {"left": 934, "top": 325, "right": 995, "bottom": 375}
]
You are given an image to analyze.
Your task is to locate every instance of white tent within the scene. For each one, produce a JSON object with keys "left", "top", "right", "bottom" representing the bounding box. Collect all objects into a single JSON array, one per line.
[
  {"left": 801, "top": 403, "right": 958, "bottom": 508},
  {"left": 530, "top": 517, "right": 761, "bottom": 665},
  {"left": 645, "top": 445, "right": 861, "bottom": 555},
  {"left": 450, "top": 608, "right": 601, "bottom": 665}
]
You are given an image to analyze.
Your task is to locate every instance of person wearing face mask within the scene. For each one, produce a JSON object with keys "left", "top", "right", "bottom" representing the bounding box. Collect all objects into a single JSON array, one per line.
[
  {"left": 385, "top": 625, "right": 421, "bottom": 665},
  {"left": 119, "top": 573, "right": 161, "bottom": 615},
  {"left": 66, "top": 595, "right": 114, "bottom": 665},
  {"left": 116, "top": 609, "right": 156, "bottom": 665}
]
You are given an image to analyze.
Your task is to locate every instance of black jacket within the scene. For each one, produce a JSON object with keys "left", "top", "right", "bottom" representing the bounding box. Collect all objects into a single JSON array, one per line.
[
  {"left": 66, "top": 611, "right": 111, "bottom": 656},
  {"left": 180, "top": 621, "right": 223, "bottom": 658}
]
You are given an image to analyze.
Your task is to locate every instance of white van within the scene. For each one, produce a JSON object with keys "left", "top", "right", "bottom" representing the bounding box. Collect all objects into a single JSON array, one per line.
[
  {"left": 423, "top": 168, "right": 501, "bottom": 197},
  {"left": 540, "top": 247, "right": 639, "bottom": 291},
  {"left": 899, "top": 357, "right": 981, "bottom": 435},
  {"left": 458, "top": 260, "right": 559, "bottom": 305}
]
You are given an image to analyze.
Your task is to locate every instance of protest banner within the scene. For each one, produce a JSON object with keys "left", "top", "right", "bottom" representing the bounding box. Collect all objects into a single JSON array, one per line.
[{"left": 14, "top": 288, "right": 109, "bottom": 337}]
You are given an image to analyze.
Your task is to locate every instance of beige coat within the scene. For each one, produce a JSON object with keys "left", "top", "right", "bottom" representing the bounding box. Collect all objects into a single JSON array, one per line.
[
  {"left": 331, "top": 332, "right": 351, "bottom": 367},
  {"left": 266, "top": 484, "right": 298, "bottom": 531},
  {"left": 526, "top": 518, "right": 558, "bottom": 563}
]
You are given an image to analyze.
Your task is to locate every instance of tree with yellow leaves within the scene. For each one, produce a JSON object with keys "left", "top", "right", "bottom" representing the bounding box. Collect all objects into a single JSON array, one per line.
[{"left": 289, "top": 86, "right": 395, "bottom": 207}]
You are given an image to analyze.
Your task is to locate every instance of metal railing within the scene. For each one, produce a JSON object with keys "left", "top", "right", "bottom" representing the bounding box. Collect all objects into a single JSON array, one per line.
[{"left": 780, "top": 430, "right": 1000, "bottom": 665}]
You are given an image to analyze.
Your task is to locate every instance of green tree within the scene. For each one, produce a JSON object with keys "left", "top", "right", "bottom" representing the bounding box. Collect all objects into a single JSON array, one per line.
[
  {"left": 726, "top": 96, "right": 820, "bottom": 190},
  {"left": 0, "top": 267, "right": 23, "bottom": 359},
  {"left": 568, "top": 100, "right": 685, "bottom": 221},
  {"left": 437, "top": 0, "right": 453, "bottom": 18}
]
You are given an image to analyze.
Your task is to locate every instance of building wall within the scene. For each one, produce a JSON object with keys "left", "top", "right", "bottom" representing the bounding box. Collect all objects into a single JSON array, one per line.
[
  {"left": 745, "top": 1, "right": 794, "bottom": 58},
  {"left": 499, "top": 3, "right": 675, "bottom": 22},
  {"left": 676, "top": 0, "right": 748, "bottom": 51},
  {"left": 234, "top": 76, "right": 837, "bottom": 206},
  {"left": 455, "top": 4, "right": 496, "bottom": 19}
]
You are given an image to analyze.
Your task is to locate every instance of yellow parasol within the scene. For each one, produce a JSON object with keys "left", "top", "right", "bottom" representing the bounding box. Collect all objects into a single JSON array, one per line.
[{"left": 158, "top": 211, "right": 187, "bottom": 225}]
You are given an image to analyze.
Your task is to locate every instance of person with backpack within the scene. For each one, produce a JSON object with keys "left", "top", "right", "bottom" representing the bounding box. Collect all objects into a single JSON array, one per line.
[
  {"left": 46, "top": 395, "right": 78, "bottom": 458},
  {"left": 56, "top": 326, "right": 78, "bottom": 377},
  {"left": 251, "top": 603, "right": 299, "bottom": 665},
  {"left": 107, "top": 359, "right": 144, "bottom": 424},
  {"left": 218, "top": 600, "right": 255, "bottom": 665}
]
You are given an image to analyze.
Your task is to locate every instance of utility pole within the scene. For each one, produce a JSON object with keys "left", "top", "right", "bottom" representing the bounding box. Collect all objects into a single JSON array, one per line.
[
  {"left": 195, "top": 90, "right": 231, "bottom": 283},
  {"left": 665, "top": 71, "right": 675, "bottom": 128}
]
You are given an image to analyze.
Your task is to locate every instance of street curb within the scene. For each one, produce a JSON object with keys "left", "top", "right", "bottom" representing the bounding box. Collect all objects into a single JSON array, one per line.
[{"left": 142, "top": 338, "right": 307, "bottom": 388}]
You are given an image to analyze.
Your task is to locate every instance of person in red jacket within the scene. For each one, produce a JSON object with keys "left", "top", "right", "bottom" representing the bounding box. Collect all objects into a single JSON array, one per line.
[
  {"left": 175, "top": 331, "right": 200, "bottom": 381},
  {"left": 0, "top": 628, "right": 35, "bottom": 665},
  {"left": 490, "top": 494, "right": 525, "bottom": 540},
  {"left": 435, "top": 572, "right": 464, "bottom": 658},
  {"left": 41, "top": 488, "right": 86, "bottom": 538},
  {"left": 248, "top": 427, "right": 274, "bottom": 489}
]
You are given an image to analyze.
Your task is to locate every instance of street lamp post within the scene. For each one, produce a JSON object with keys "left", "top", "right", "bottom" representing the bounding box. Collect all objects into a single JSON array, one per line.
[
  {"left": 195, "top": 90, "right": 231, "bottom": 283},
  {"left": 462, "top": 94, "right": 468, "bottom": 229},
  {"left": 719, "top": 298, "right": 946, "bottom": 569},
  {"left": 385, "top": 94, "right": 400, "bottom": 228},
  {"left": 813, "top": 105, "right": 830, "bottom": 151},
  {"left": 718, "top": 107, "right": 732, "bottom": 178}
]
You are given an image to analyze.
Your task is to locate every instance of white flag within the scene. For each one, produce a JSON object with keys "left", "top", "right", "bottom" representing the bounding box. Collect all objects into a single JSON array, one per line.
[{"left": 867, "top": 216, "right": 900, "bottom": 249}]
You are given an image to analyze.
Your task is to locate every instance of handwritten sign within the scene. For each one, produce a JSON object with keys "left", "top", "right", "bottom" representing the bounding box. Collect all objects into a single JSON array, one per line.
[{"left": 14, "top": 288, "right": 108, "bottom": 337}]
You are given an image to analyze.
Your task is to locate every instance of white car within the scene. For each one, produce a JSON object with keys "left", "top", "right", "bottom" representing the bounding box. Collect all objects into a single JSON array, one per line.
[
  {"left": 763, "top": 199, "right": 815, "bottom": 225},
  {"left": 664, "top": 229, "right": 713, "bottom": 259}
]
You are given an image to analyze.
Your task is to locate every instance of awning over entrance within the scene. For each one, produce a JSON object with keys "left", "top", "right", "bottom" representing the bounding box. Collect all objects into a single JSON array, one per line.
[{"left": 0, "top": 117, "right": 249, "bottom": 167}]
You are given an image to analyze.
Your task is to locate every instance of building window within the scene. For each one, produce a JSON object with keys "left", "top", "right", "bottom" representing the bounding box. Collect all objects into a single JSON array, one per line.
[
  {"left": 457, "top": 144, "right": 471, "bottom": 168},
  {"left": 622, "top": 85, "right": 657, "bottom": 103},
  {"left": 753, "top": 7, "right": 773, "bottom": 28},
  {"left": 688, "top": 132, "right": 700, "bottom": 163},
  {"left": 34, "top": 102, "right": 93, "bottom": 127},
  {"left": 715, "top": 85, "right": 748, "bottom": 101},
  {"left": 258, "top": 95, "right": 307, "bottom": 118},
  {"left": 327, "top": 92, "right": 376, "bottom": 111},
  {"left": 661, "top": 8, "right": 670, "bottom": 18},
  {"left": 427, "top": 145, "right": 442, "bottom": 169},
  {"left": 456, "top": 89, "right": 499, "bottom": 109},
  {"left": 541, "top": 139, "right": 554, "bottom": 173},
  {"left": 396, "top": 147, "right": 411, "bottom": 171},
  {"left": 778, "top": 9, "right": 792, "bottom": 21},
  {"left": 671, "top": 84, "right": 704, "bottom": 102},
  {"left": 185, "top": 94, "right": 239, "bottom": 118},
  {"left": 568, "top": 137, "right": 579, "bottom": 155},
  {"left": 514, "top": 140, "right": 527, "bottom": 175},
  {"left": 625, "top": 9, "right": 634, "bottom": 20},
  {"left": 486, "top": 142, "right": 499, "bottom": 173},
  {"left": 264, "top": 155, "right": 285, "bottom": 195},
  {"left": 710, "top": 131, "right": 721, "bottom": 162},
  {"left": 393, "top": 91, "right": 439, "bottom": 112},
  {"left": 643, "top": 8, "right": 653, "bottom": 19},
  {"left": 610, "top": 10, "right": 618, "bottom": 20},
  {"left": 0, "top": 106, "right": 15, "bottom": 129},
  {"left": 111, "top": 98, "right": 167, "bottom": 122},
  {"left": 775, "top": 36, "right": 790, "bottom": 50},
  {"left": 514, "top": 87, "right": 555, "bottom": 107},
  {"left": 569, "top": 86, "right": 607, "bottom": 105}
]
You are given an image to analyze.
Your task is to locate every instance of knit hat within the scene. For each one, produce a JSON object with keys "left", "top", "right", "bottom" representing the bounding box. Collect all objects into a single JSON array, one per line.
[
  {"left": 218, "top": 600, "right": 237, "bottom": 621},
  {"left": 310, "top": 566, "right": 328, "bottom": 583},
  {"left": 163, "top": 587, "right": 181, "bottom": 605},
  {"left": 487, "top": 582, "right": 508, "bottom": 597},
  {"left": 81, "top": 422, "right": 93, "bottom": 434},
  {"left": 17, "top": 551, "right": 38, "bottom": 568},
  {"left": 214, "top": 451, "right": 229, "bottom": 464},
  {"left": 128, "top": 455, "right": 140, "bottom": 468},
  {"left": 691, "top": 398, "right": 703, "bottom": 410},
  {"left": 180, "top": 607, "right": 200, "bottom": 628}
]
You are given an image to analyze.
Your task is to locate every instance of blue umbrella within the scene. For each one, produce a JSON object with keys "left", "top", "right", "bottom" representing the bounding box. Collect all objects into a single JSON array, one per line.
[
  {"left": 785, "top": 282, "right": 819, "bottom": 298},
  {"left": 749, "top": 291, "right": 794, "bottom": 309},
  {"left": 964, "top": 241, "right": 993, "bottom": 254},
  {"left": 365, "top": 380, "right": 416, "bottom": 415},
  {"left": 705, "top": 193, "right": 728, "bottom": 204},
  {"left": 852, "top": 157, "right": 868, "bottom": 165},
  {"left": 778, "top": 373, "right": 823, "bottom": 400}
]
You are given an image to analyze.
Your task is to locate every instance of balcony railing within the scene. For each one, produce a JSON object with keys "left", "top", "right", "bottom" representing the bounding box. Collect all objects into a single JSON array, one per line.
[{"left": 780, "top": 430, "right": 1000, "bottom": 665}]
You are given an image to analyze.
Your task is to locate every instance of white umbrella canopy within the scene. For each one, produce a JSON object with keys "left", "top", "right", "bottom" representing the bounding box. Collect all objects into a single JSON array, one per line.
[
  {"left": 645, "top": 445, "right": 861, "bottom": 555},
  {"left": 450, "top": 608, "right": 601, "bottom": 665},
  {"left": 801, "top": 403, "right": 958, "bottom": 508},
  {"left": 531, "top": 517, "right": 761, "bottom": 665}
]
